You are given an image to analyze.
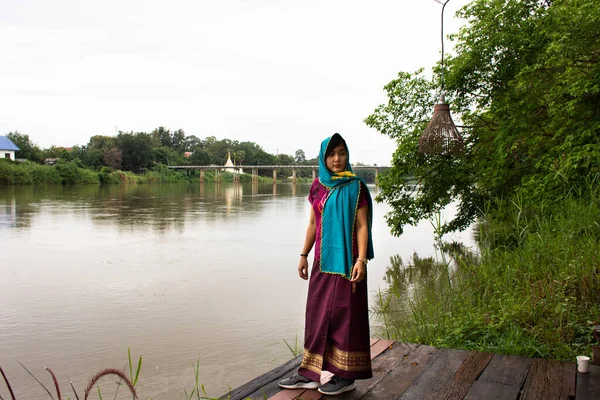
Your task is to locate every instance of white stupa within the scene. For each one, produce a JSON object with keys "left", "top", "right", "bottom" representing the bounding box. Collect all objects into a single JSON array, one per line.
[{"left": 223, "top": 152, "right": 243, "bottom": 174}]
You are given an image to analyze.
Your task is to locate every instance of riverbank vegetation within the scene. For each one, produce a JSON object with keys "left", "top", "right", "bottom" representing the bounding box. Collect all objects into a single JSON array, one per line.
[
  {"left": 0, "top": 159, "right": 288, "bottom": 185},
  {"left": 373, "top": 189, "right": 600, "bottom": 361},
  {"left": 4, "top": 128, "right": 319, "bottom": 179},
  {"left": 0, "top": 349, "right": 236, "bottom": 400},
  {"left": 2, "top": 129, "right": 378, "bottom": 185},
  {"left": 368, "top": 0, "right": 600, "bottom": 361}
]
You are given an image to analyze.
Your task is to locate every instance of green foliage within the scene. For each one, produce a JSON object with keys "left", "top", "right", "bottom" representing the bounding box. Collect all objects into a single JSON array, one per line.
[
  {"left": 5, "top": 125, "right": 376, "bottom": 185},
  {"left": 283, "top": 332, "right": 302, "bottom": 358},
  {"left": 28, "top": 162, "right": 63, "bottom": 184},
  {"left": 54, "top": 159, "right": 78, "bottom": 184},
  {"left": 98, "top": 166, "right": 117, "bottom": 184},
  {"left": 189, "top": 147, "right": 211, "bottom": 165},
  {"left": 118, "top": 132, "right": 154, "bottom": 173},
  {"left": 7, "top": 131, "right": 44, "bottom": 162},
  {"left": 294, "top": 149, "right": 306, "bottom": 163},
  {"left": 128, "top": 347, "right": 142, "bottom": 399},
  {"left": 373, "top": 192, "right": 600, "bottom": 360},
  {"left": 366, "top": 0, "right": 600, "bottom": 235},
  {"left": 0, "top": 159, "right": 99, "bottom": 185},
  {"left": 145, "top": 164, "right": 193, "bottom": 183}
]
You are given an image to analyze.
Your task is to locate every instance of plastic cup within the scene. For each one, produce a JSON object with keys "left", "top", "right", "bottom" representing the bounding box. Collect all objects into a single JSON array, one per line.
[{"left": 577, "top": 356, "right": 590, "bottom": 373}]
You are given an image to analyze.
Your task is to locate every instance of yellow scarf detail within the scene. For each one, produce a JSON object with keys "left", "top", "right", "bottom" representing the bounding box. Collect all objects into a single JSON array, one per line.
[{"left": 331, "top": 171, "right": 356, "bottom": 180}]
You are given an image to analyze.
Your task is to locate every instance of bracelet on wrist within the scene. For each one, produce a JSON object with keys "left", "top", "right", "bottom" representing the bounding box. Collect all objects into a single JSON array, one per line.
[{"left": 300, "top": 253, "right": 309, "bottom": 257}]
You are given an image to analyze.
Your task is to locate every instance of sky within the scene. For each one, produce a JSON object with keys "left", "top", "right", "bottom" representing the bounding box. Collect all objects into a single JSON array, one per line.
[{"left": 0, "top": 0, "right": 471, "bottom": 165}]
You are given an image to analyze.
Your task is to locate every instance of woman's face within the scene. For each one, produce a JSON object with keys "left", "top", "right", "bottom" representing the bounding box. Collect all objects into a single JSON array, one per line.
[{"left": 325, "top": 143, "right": 348, "bottom": 173}]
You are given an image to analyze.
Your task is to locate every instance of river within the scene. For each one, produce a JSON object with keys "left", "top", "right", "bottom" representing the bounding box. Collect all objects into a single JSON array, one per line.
[{"left": 0, "top": 183, "right": 473, "bottom": 399}]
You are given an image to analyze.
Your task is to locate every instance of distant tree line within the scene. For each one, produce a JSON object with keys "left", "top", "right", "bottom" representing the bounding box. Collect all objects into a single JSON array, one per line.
[
  {"left": 4, "top": 129, "right": 301, "bottom": 179},
  {"left": 5, "top": 128, "right": 379, "bottom": 182}
]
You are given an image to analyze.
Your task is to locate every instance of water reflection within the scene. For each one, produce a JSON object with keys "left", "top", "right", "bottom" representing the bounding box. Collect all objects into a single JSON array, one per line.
[
  {"left": 374, "top": 241, "right": 475, "bottom": 339},
  {"left": 0, "top": 197, "right": 17, "bottom": 229},
  {"left": 0, "top": 183, "right": 473, "bottom": 399},
  {"left": 0, "top": 183, "right": 306, "bottom": 235},
  {"left": 383, "top": 252, "right": 450, "bottom": 300}
]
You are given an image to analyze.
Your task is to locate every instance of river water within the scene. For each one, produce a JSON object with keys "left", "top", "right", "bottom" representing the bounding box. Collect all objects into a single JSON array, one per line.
[{"left": 0, "top": 183, "right": 473, "bottom": 399}]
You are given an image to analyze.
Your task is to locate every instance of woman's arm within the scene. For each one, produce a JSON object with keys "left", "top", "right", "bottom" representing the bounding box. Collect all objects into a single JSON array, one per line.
[
  {"left": 350, "top": 204, "right": 368, "bottom": 283},
  {"left": 298, "top": 207, "right": 317, "bottom": 280}
]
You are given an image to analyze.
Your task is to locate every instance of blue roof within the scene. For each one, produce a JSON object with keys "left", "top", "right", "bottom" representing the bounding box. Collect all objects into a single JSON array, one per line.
[{"left": 0, "top": 136, "right": 20, "bottom": 151}]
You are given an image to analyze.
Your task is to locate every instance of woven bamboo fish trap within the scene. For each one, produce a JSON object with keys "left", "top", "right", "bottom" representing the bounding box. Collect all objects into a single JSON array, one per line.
[
  {"left": 418, "top": 96, "right": 464, "bottom": 155},
  {"left": 418, "top": 0, "right": 464, "bottom": 156}
]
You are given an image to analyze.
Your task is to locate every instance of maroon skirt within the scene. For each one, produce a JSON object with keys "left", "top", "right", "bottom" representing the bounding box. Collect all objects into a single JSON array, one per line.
[{"left": 298, "top": 260, "right": 372, "bottom": 381}]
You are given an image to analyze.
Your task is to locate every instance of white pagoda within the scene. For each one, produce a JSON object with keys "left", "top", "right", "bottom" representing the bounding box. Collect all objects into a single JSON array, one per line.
[{"left": 223, "top": 152, "right": 243, "bottom": 174}]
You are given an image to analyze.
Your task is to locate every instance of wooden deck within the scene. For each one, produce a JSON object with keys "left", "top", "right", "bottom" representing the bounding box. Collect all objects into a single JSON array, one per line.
[{"left": 220, "top": 339, "right": 600, "bottom": 400}]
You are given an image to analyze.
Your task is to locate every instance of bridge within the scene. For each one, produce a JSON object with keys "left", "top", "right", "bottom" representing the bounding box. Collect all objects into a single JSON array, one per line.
[{"left": 167, "top": 165, "right": 389, "bottom": 184}]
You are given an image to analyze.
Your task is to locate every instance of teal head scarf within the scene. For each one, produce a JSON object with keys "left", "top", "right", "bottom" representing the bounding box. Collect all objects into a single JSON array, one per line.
[{"left": 318, "top": 133, "right": 374, "bottom": 279}]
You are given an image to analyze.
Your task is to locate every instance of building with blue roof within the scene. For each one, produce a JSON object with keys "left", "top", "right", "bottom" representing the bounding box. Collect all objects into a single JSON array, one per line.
[{"left": 0, "top": 136, "right": 20, "bottom": 161}]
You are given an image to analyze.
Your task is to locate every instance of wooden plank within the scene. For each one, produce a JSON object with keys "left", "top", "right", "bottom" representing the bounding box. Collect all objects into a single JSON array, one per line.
[
  {"left": 476, "top": 354, "right": 532, "bottom": 387},
  {"left": 521, "top": 359, "right": 576, "bottom": 400},
  {"left": 398, "top": 347, "right": 471, "bottom": 400},
  {"left": 266, "top": 339, "right": 394, "bottom": 400},
  {"left": 362, "top": 344, "right": 437, "bottom": 400},
  {"left": 440, "top": 351, "right": 494, "bottom": 400},
  {"left": 370, "top": 339, "right": 396, "bottom": 359},
  {"left": 293, "top": 389, "right": 322, "bottom": 400},
  {"left": 575, "top": 364, "right": 600, "bottom": 400},
  {"left": 464, "top": 381, "right": 521, "bottom": 400},
  {"left": 222, "top": 354, "right": 302, "bottom": 400},
  {"left": 267, "top": 388, "right": 304, "bottom": 400},
  {"left": 294, "top": 342, "right": 408, "bottom": 400},
  {"left": 370, "top": 338, "right": 379, "bottom": 346},
  {"left": 325, "top": 342, "right": 419, "bottom": 400},
  {"left": 463, "top": 354, "right": 532, "bottom": 400},
  {"left": 246, "top": 379, "right": 297, "bottom": 400}
]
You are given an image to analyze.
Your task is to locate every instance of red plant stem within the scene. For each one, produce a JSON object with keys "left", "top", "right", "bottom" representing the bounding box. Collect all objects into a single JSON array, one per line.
[
  {"left": 84, "top": 369, "right": 137, "bottom": 400},
  {"left": 46, "top": 367, "right": 62, "bottom": 400},
  {"left": 0, "top": 367, "right": 16, "bottom": 400}
]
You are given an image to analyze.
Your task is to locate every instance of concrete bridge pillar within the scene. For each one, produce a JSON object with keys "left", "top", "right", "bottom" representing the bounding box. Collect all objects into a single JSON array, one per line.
[
  {"left": 234, "top": 171, "right": 240, "bottom": 183},
  {"left": 273, "top": 169, "right": 277, "bottom": 184},
  {"left": 215, "top": 169, "right": 222, "bottom": 183},
  {"left": 292, "top": 168, "right": 296, "bottom": 185},
  {"left": 375, "top": 169, "right": 379, "bottom": 186},
  {"left": 200, "top": 169, "right": 205, "bottom": 183},
  {"left": 252, "top": 169, "right": 258, "bottom": 183},
  {"left": 312, "top": 169, "right": 316, "bottom": 180}
]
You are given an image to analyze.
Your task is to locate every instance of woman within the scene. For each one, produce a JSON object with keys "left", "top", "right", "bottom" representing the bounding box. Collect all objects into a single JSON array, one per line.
[{"left": 278, "top": 133, "right": 374, "bottom": 396}]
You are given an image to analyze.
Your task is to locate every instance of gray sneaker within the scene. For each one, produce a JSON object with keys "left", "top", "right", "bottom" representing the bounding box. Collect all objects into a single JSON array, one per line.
[
  {"left": 318, "top": 375, "right": 356, "bottom": 395},
  {"left": 278, "top": 373, "right": 321, "bottom": 389}
]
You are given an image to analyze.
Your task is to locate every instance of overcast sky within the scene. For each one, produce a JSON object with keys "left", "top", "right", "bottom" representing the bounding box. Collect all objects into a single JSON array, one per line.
[{"left": 1, "top": 0, "right": 470, "bottom": 165}]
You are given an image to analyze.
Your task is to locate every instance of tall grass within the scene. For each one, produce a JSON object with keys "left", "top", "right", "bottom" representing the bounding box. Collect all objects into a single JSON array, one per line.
[
  {"left": 0, "top": 350, "right": 246, "bottom": 400},
  {"left": 373, "top": 191, "right": 600, "bottom": 361}
]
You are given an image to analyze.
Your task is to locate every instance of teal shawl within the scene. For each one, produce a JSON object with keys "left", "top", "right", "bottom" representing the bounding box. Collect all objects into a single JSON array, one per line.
[{"left": 318, "top": 133, "right": 374, "bottom": 279}]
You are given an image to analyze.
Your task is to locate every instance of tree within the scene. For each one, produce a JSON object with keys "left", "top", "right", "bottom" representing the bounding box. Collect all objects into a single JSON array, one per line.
[
  {"left": 88, "top": 135, "right": 117, "bottom": 152},
  {"left": 103, "top": 147, "right": 122, "bottom": 170},
  {"left": 171, "top": 129, "right": 186, "bottom": 153},
  {"left": 151, "top": 127, "right": 172, "bottom": 148},
  {"left": 294, "top": 149, "right": 306, "bottom": 163},
  {"left": 205, "top": 138, "right": 233, "bottom": 165},
  {"left": 232, "top": 150, "right": 245, "bottom": 165},
  {"left": 189, "top": 147, "right": 211, "bottom": 165},
  {"left": 366, "top": 0, "right": 600, "bottom": 236},
  {"left": 184, "top": 135, "right": 203, "bottom": 151},
  {"left": 117, "top": 131, "right": 154, "bottom": 172},
  {"left": 6, "top": 131, "right": 43, "bottom": 162}
]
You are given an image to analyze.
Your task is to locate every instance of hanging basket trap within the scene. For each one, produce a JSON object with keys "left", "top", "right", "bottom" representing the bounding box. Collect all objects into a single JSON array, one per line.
[{"left": 418, "top": 100, "right": 464, "bottom": 156}]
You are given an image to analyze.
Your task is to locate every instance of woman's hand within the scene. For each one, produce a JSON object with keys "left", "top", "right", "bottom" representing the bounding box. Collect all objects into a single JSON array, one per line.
[
  {"left": 298, "top": 257, "right": 309, "bottom": 280},
  {"left": 350, "top": 261, "right": 366, "bottom": 283}
]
